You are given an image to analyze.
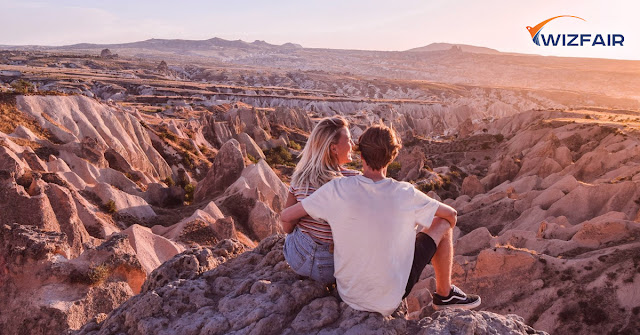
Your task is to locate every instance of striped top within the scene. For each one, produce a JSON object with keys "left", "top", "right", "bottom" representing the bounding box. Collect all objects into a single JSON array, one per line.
[{"left": 289, "top": 168, "right": 361, "bottom": 244}]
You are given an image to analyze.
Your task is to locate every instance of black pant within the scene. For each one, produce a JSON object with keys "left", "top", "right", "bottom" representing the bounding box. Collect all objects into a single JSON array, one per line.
[{"left": 403, "top": 232, "right": 437, "bottom": 298}]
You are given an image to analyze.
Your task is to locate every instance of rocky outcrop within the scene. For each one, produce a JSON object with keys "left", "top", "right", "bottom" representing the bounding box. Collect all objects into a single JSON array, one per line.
[
  {"left": 90, "top": 182, "right": 156, "bottom": 220},
  {"left": 16, "top": 95, "right": 171, "bottom": 181},
  {"left": 217, "top": 159, "right": 287, "bottom": 240},
  {"left": 461, "top": 175, "right": 484, "bottom": 198},
  {"left": 237, "top": 132, "right": 265, "bottom": 161},
  {"left": 267, "top": 106, "right": 313, "bottom": 132},
  {"left": 194, "top": 139, "right": 245, "bottom": 202},
  {"left": 151, "top": 202, "right": 239, "bottom": 246},
  {"left": 76, "top": 235, "right": 546, "bottom": 335},
  {"left": 0, "top": 224, "right": 144, "bottom": 335},
  {"left": 121, "top": 224, "right": 185, "bottom": 275}
]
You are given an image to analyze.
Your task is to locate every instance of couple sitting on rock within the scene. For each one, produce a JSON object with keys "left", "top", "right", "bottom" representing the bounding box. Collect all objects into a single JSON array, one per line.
[{"left": 281, "top": 116, "right": 481, "bottom": 316}]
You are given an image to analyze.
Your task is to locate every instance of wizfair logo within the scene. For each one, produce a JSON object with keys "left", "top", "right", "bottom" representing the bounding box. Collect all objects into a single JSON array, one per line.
[{"left": 526, "top": 15, "right": 624, "bottom": 47}]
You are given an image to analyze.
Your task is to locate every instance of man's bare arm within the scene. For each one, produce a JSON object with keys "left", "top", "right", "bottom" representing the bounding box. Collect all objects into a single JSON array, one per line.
[
  {"left": 435, "top": 203, "right": 457, "bottom": 228},
  {"left": 281, "top": 202, "right": 309, "bottom": 233}
]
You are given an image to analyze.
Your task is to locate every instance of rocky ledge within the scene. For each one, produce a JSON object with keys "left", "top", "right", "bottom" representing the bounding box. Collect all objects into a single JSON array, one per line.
[{"left": 76, "top": 235, "right": 547, "bottom": 335}]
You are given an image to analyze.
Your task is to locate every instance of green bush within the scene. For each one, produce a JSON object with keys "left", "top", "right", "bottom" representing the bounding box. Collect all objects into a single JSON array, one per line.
[
  {"left": 184, "top": 183, "right": 195, "bottom": 203},
  {"left": 163, "top": 176, "right": 175, "bottom": 186},
  {"left": 11, "top": 80, "right": 35, "bottom": 94},
  {"left": 247, "top": 154, "right": 259, "bottom": 164},
  {"left": 182, "top": 153, "right": 194, "bottom": 169},
  {"left": 104, "top": 200, "right": 117, "bottom": 213},
  {"left": 289, "top": 140, "right": 301, "bottom": 150},
  {"left": 87, "top": 263, "right": 110, "bottom": 285},
  {"left": 264, "top": 146, "right": 295, "bottom": 167},
  {"left": 180, "top": 141, "right": 196, "bottom": 153}
]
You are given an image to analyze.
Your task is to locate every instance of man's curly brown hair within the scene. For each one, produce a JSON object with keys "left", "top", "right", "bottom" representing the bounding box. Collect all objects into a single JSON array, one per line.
[{"left": 357, "top": 123, "right": 402, "bottom": 171}]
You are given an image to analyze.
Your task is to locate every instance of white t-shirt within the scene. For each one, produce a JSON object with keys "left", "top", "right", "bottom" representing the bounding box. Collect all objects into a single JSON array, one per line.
[{"left": 301, "top": 175, "right": 440, "bottom": 316}]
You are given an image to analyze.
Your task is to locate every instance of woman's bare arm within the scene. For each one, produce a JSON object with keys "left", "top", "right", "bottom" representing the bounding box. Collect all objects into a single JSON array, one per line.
[
  {"left": 281, "top": 192, "right": 301, "bottom": 233},
  {"left": 281, "top": 203, "right": 309, "bottom": 233}
]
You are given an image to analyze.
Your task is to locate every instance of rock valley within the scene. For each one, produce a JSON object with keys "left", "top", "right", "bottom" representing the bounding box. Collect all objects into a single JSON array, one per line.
[{"left": 1, "top": 40, "right": 639, "bottom": 335}]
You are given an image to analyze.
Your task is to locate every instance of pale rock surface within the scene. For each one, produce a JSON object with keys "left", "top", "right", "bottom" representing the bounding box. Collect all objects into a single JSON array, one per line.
[
  {"left": 16, "top": 95, "right": 171, "bottom": 180},
  {"left": 481, "top": 156, "right": 520, "bottom": 190},
  {"left": 217, "top": 160, "right": 287, "bottom": 240},
  {"left": 396, "top": 146, "right": 425, "bottom": 181},
  {"left": 75, "top": 236, "right": 546, "bottom": 335},
  {"left": 455, "top": 227, "right": 493, "bottom": 256},
  {"left": 461, "top": 175, "right": 484, "bottom": 198},
  {"left": 90, "top": 183, "right": 156, "bottom": 220},
  {"left": 121, "top": 224, "right": 185, "bottom": 275},
  {"left": 237, "top": 132, "right": 266, "bottom": 160},
  {"left": 0, "top": 171, "right": 63, "bottom": 238},
  {"left": 530, "top": 188, "right": 565, "bottom": 210},
  {"left": 267, "top": 106, "right": 313, "bottom": 132},
  {"left": 11, "top": 124, "right": 41, "bottom": 141}
]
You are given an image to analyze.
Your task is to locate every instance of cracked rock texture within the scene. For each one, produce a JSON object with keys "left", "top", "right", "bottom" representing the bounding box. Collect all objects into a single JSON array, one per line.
[{"left": 76, "top": 235, "right": 546, "bottom": 335}]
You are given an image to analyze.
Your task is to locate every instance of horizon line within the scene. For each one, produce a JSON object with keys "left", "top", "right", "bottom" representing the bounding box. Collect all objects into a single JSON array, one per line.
[{"left": 1, "top": 37, "right": 638, "bottom": 62}]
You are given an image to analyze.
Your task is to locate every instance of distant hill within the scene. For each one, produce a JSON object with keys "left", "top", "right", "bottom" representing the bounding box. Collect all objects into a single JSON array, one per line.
[
  {"left": 56, "top": 37, "right": 303, "bottom": 51},
  {"left": 407, "top": 43, "right": 502, "bottom": 55}
]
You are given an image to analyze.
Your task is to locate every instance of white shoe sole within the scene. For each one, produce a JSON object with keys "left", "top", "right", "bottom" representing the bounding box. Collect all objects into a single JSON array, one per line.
[{"left": 433, "top": 296, "right": 481, "bottom": 310}]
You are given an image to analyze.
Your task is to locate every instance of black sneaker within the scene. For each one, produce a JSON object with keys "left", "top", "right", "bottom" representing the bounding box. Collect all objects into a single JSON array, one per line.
[{"left": 432, "top": 285, "right": 481, "bottom": 310}]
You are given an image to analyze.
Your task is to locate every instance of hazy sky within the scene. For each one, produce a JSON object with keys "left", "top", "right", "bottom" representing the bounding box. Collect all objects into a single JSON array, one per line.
[{"left": 1, "top": 0, "right": 638, "bottom": 60}]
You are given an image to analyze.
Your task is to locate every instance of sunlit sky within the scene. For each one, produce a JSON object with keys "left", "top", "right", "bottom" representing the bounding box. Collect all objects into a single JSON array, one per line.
[{"left": 1, "top": 0, "right": 638, "bottom": 60}]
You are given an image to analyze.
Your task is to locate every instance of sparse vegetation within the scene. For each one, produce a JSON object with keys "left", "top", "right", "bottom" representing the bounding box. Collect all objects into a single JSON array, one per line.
[
  {"left": 157, "top": 125, "right": 177, "bottom": 141},
  {"left": 87, "top": 263, "right": 111, "bottom": 285},
  {"left": 0, "top": 93, "right": 57, "bottom": 142},
  {"left": 182, "top": 152, "right": 194, "bottom": 169},
  {"left": 10, "top": 79, "right": 35, "bottom": 94},
  {"left": 386, "top": 161, "right": 401, "bottom": 179},
  {"left": 184, "top": 183, "right": 195, "bottom": 203},
  {"left": 104, "top": 200, "right": 117, "bottom": 213},
  {"left": 69, "top": 263, "right": 111, "bottom": 286},
  {"left": 163, "top": 176, "right": 175, "bottom": 186},
  {"left": 264, "top": 146, "right": 296, "bottom": 167},
  {"left": 289, "top": 140, "right": 301, "bottom": 150},
  {"left": 247, "top": 154, "right": 259, "bottom": 164},
  {"left": 180, "top": 141, "right": 196, "bottom": 153}
]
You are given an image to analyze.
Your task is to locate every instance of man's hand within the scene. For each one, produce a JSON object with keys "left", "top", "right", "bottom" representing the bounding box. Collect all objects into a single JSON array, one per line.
[{"left": 435, "top": 203, "right": 457, "bottom": 228}]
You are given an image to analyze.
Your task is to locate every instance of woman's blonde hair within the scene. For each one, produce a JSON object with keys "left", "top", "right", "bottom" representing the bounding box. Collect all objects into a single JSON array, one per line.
[{"left": 291, "top": 116, "right": 349, "bottom": 190}]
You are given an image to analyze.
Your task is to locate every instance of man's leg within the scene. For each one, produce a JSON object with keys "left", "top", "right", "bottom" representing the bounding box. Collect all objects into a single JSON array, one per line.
[
  {"left": 421, "top": 217, "right": 481, "bottom": 310},
  {"left": 420, "top": 217, "right": 452, "bottom": 296},
  {"left": 403, "top": 217, "right": 450, "bottom": 298}
]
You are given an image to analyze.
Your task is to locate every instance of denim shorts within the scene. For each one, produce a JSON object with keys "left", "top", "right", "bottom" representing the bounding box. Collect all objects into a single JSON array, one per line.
[{"left": 283, "top": 228, "right": 335, "bottom": 285}]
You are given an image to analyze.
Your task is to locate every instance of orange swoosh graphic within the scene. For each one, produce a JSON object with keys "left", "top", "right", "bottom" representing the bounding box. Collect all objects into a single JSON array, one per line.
[{"left": 526, "top": 15, "right": 586, "bottom": 38}]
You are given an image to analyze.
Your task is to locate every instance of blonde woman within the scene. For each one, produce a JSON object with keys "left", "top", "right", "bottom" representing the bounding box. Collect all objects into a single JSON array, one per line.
[{"left": 282, "top": 116, "right": 359, "bottom": 285}]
